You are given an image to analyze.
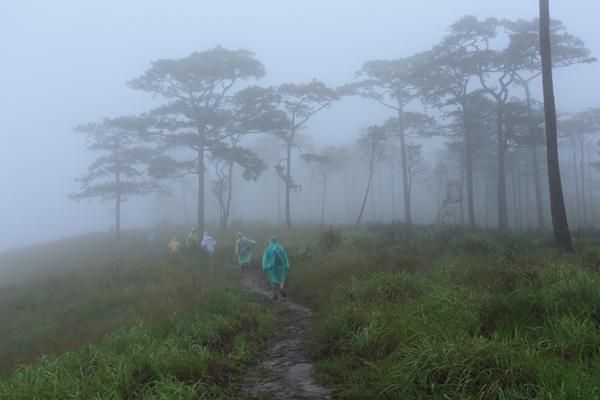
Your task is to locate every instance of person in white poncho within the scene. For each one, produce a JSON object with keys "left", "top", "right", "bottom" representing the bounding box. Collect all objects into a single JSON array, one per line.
[{"left": 201, "top": 230, "right": 216, "bottom": 256}]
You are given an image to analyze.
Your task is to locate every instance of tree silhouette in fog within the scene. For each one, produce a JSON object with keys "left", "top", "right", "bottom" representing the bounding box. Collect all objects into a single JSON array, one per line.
[{"left": 70, "top": 117, "right": 163, "bottom": 241}]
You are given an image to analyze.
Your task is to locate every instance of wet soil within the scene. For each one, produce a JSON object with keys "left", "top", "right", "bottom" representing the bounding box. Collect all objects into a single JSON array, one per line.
[{"left": 239, "top": 272, "right": 332, "bottom": 400}]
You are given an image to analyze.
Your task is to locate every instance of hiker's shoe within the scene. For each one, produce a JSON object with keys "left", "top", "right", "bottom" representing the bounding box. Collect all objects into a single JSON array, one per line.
[{"left": 280, "top": 290, "right": 287, "bottom": 298}]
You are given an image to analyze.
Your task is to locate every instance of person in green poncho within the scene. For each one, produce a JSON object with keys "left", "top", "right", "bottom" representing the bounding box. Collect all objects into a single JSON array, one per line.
[
  {"left": 262, "top": 236, "right": 290, "bottom": 300},
  {"left": 235, "top": 232, "right": 256, "bottom": 272},
  {"left": 186, "top": 228, "right": 199, "bottom": 249}
]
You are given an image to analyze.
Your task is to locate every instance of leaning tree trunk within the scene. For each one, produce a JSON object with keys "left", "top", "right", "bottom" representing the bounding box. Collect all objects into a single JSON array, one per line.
[
  {"left": 397, "top": 104, "right": 413, "bottom": 226},
  {"left": 540, "top": 0, "right": 574, "bottom": 253},
  {"left": 357, "top": 161, "right": 375, "bottom": 225},
  {"left": 197, "top": 144, "right": 205, "bottom": 233}
]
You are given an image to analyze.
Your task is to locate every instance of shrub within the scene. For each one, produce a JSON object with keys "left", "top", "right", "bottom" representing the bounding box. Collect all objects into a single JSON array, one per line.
[
  {"left": 319, "top": 228, "right": 342, "bottom": 251},
  {"left": 451, "top": 233, "right": 501, "bottom": 254}
]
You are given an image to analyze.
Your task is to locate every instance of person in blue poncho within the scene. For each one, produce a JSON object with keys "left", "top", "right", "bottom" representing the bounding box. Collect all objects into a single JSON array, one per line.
[{"left": 262, "top": 236, "right": 290, "bottom": 300}]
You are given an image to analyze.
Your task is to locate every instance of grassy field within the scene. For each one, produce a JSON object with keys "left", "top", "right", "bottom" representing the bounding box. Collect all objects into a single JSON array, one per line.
[
  {"left": 287, "top": 225, "right": 600, "bottom": 399},
  {"left": 0, "top": 226, "right": 284, "bottom": 399},
  {"left": 3, "top": 224, "right": 600, "bottom": 399},
  {"left": 0, "top": 224, "right": 310, "bottom": 374},
  {"left": 0, "top": 289, "right": 276, "bottom": 399}
]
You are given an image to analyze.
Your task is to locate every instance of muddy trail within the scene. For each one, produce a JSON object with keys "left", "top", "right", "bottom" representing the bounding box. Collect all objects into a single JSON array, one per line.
[{"left": 238, "top": 271, "right": 332, "bottom": 400}]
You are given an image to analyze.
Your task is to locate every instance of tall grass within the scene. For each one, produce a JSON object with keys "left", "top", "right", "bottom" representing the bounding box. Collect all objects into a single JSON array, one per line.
[
  {"left": 0, "top": 290, "right": 276, "bottom": 399},
  {"left": 287, "top": 226, "right": 600, "bottom": 399},
  {"left": 6, "top": 224, "right": 600, "bottom": 398},
  {"left": 0, "top": 226, "right": 283, "bottom": 398},
  {"left": 0, "top": 225, "right": 298, "bottom": 375}
]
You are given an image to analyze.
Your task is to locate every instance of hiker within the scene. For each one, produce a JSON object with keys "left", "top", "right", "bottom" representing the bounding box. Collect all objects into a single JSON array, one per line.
[
  {"left": 201, "top": 230, "right": 216, "bottom": 256},
  {"left": 186, "top": 228, "right": 199, "bottom": 249},
  {"left": 235, "top": 232, "right": 256, "bottom": 272},
  {"left": 146, "top": 229, "right": 155, "bottom": 245},
  {"left": 262, "top": 236, "right": 290, "bottom": 300},
  {"left": 168, "top": 237, "right": 181, "bottom": 254}
]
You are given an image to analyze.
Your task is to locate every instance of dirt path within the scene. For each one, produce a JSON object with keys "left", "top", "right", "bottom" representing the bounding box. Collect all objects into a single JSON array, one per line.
[{"left": 239, "top": 272, "right": 332, "bottom": 400}]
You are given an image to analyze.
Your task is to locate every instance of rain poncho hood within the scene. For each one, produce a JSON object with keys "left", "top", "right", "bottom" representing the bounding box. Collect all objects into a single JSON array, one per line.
[{"left": 262, "top": 236, "right": 290, "bottom": 284}]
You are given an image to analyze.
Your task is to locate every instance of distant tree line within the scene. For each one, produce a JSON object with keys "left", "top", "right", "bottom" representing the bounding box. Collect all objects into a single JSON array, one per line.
[{"left": 71, "top": 5, "right": 597, "bottom": 253}]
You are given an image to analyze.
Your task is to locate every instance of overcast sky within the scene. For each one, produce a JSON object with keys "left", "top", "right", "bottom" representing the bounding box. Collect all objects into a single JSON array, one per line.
[{"left": 1, "top": 0, "right": 599, "bottom": 251}]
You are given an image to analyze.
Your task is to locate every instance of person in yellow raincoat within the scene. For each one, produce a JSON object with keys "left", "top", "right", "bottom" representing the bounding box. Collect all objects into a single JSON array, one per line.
[{"left": 168, "top": 237, "right": 181, "bottom": 254}]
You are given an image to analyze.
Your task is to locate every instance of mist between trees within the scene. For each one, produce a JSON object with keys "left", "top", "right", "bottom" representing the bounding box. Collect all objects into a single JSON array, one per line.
[{"left": 70, "top": 15, "right": 599, "bottom": 242}]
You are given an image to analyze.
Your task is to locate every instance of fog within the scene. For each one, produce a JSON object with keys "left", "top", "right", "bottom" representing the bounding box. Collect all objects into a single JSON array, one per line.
[{"left": 1, "top": 0, "right": 599, "bottom": 251}]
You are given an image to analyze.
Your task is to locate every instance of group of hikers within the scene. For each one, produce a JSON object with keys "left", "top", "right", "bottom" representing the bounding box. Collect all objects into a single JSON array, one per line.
[
  {"left": 174, "top": 228, "right": 217, "bottom": 256},
  {"left": 165, "top": 229, "right": 290, "bottom": 300}
]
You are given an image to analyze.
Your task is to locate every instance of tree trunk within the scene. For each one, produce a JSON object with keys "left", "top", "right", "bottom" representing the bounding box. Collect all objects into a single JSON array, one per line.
[
  {"left": 523, "top": 82, "right": 546, "bottom": 230},
  {"left": 378, "top": 164, "right": 384, "bottom": 220},
  {"left": 459, "top": 152, "right": 465, "bottom": 226},
  {"left": 589, "top": 159, "right": 596, "bottom": 228},
  {"left": 277, "top": 173, "right": 282, "bottom": 224},
  {"left": 285, "top": 140, "right": 292, "bottom": 229},
  {"left": 511, "top": 162, "right": 519, "bottom": 230},
  {"left": 540, "top": 0, "right": 574, "bottom": 253},
  {"left": 526, "top": 165, "right": 532, "bottom": 228},
  {"left": 484, "top": 174, "right": 490, "bottom": 228},
  {"left": 222, "top": 161, "right": 234, "bottom": 229},
  {"left": 115, "top": 172, "right": 121, "bottom": 242},
  {"left": 530, "top": 144, "right": 545, "bottom": 230},
  {"left": 580, "top": 138, "right": 588, "bottom": 228},
  {"left": 320, "top": 176, "right": 328, "bottom": 227},
  {"left": 496, "top": 104, "right": 509, "bottom": 230},
  {"left": 181, "top": 178, "right": 190, "bottom": 225},
  {"left": 517, "top": 162, "right": 524, "bottom": 230},
  {"left": 390, "top": 161, "right": 397, "bottom": 221},
  {"left": 197, "top": 145, "right": 205, "bottom": 233},
  {"left": 571, "top": 142, "right": 581, "bottom": 228},
  {"left": 397, "top": 104, "right": 412, "bottom": 226},
  {"left": 357, "top": 161, "right": 375, "bottom": 225},
  {"left": 462, "top": 109, "right": 476, "bottom": 227},
  {"left": 370, "top": 168, "right": 377, "bottom": 221}
]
